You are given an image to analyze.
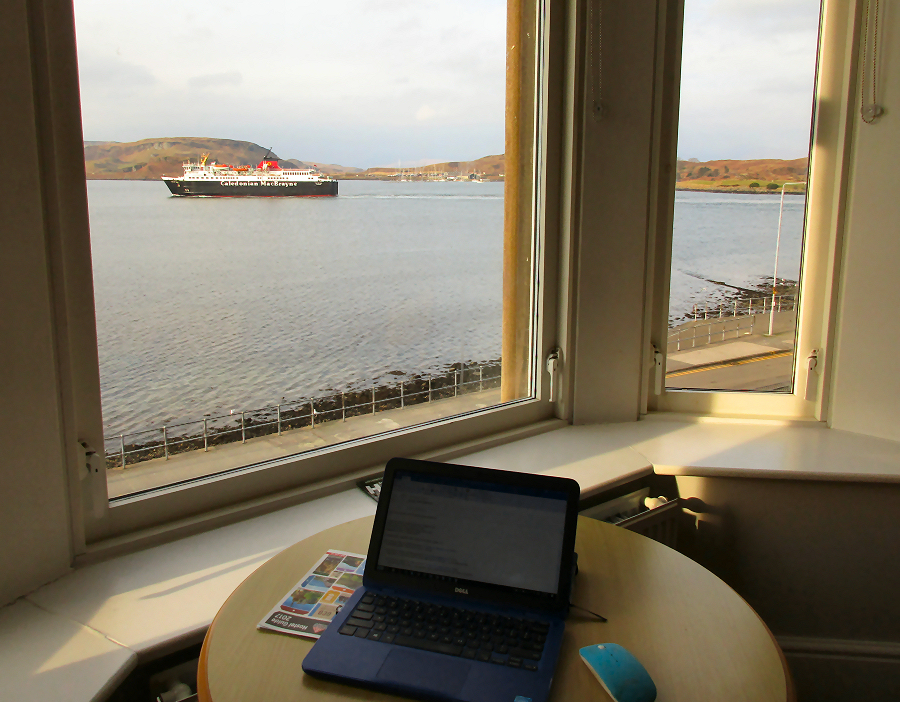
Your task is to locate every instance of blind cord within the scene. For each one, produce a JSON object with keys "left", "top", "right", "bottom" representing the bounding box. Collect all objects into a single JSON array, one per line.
[
  {"left": 588, "top": 0, "right": 603, "bottom": 120},
  {"left": 861, "top": 0, "right": 883, "bottom": 123}
]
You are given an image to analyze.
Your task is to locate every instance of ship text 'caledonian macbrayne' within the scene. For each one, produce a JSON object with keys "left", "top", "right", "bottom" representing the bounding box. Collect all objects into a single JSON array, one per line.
[{"left": 162, "top": 153, "right": 338, "bottom": 197}]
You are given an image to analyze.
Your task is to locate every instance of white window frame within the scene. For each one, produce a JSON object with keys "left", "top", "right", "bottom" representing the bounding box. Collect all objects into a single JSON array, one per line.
[
  {"left": 645, "top": 0, "right": 858, "bottom": 423},
  {"left": 38, "top": 0, "right": 571, "bottom": 552},
  {"left": 34, "top": 0, "right": 860, "bottom": 558}
]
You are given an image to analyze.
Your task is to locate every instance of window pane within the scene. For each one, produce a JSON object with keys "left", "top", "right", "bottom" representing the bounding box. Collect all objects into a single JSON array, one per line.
[
  {"left": 666, "top": 0, "right": 821, "bottom": 392},
  {"left": 73, "top": 0, "right": 537, "bottom": 498}
]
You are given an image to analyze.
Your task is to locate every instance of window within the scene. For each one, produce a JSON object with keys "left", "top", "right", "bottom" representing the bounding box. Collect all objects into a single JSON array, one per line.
[
  {"left": 50, "top": 0, "right": 564, "bottom": 544},
  {"left": 17, "top": 0, "right": 858, "bottom": 554},
  {"left": 664, "top": 0, "right": 821, "bottom": 395},
  {"left": 648, "top": 0, "right": 855, "bottom": 420}
]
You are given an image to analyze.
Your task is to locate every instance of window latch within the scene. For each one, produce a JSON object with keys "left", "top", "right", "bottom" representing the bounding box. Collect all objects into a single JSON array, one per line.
[
  {"left": 652, "top": 344, "right": 665, "bottom": 395},
  {"left": 546, "top": 348, "right": 561, "bottom": 403},
  {"left": 804, "top": 349, "right": 819, "bottom": 401},
  {"left": 79, "top": 440, "right": 108, "bottom": 519}
]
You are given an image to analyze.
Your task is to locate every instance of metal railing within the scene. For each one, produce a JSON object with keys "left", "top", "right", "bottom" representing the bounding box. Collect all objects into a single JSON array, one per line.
[
  {"left": 105, "top": 361, "right": 501, "bottom": 469},
  {"left": 667, "top": 294, "right": 796, "bottom": 352}
]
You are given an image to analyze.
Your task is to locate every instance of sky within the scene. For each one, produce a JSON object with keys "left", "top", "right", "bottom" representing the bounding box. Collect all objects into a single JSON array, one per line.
[
  {"left": 678, "top": 0, "right": 822, "bottom": 161},
  {"left": 73, "top": 0, "right": 822, "bottom": 169}
]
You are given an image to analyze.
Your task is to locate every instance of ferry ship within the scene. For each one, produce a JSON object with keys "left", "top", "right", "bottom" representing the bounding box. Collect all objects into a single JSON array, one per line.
[{"left": 162, "top": 153, "right": 338, "bottom": 197}]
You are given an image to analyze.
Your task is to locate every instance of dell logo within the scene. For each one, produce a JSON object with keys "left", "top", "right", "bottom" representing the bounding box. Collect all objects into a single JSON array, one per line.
[{"left": 455, "top": 587, "right": 469, "bottom": 595}]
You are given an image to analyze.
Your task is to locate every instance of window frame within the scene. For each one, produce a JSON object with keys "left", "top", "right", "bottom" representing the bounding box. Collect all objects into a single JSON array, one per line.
[
  {"left": 40, "top": 0, "right": 569, "bottom": 551},
  {"left": 644, "top": 0, "right": 858, "bottom": 422},
  {"left": 37, "top": 0, "right": 860, "bottom": 556}
]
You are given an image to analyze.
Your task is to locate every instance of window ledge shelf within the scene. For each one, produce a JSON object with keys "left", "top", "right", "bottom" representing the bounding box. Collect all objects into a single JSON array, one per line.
[{"left": 627, "top": 415, "right": 900, "bottom": 483}]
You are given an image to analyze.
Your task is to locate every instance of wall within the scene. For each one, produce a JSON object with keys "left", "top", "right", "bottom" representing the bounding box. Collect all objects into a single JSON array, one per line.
[
  {"left": 830, "top": 0, "right": 900, "bottom": 440},
  {"left": 675, "top": 475, "right": 900, "bottom": 701},
  {"left": 0, "top": 0, "right": 74, "bottom": 606}
]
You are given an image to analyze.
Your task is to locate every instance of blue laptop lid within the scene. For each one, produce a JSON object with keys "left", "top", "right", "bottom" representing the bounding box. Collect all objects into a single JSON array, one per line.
[{"left": 365, "top": 458, "right": 581, "bottom": 615}]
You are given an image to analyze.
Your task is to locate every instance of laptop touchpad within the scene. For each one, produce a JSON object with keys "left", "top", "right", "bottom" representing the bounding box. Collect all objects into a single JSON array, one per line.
[{"left": 376, "top": 648, "right": 470, "bottom": 695}]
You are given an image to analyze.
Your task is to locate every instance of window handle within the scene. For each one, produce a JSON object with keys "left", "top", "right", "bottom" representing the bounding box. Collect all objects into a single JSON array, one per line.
[
  {"left": 546, "top": 348, "right": 561, "bottom": 403},
  {"left": 652, "top": 345, "right": 664, "bottom": 395},
  {"left": 804, "top": 349, "right": 819, "bottom": 401},
  {"left": 79, "top": 441, "right": 108, "bottom": 519}
]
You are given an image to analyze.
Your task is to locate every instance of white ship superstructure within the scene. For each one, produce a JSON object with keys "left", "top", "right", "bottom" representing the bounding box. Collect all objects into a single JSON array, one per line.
[{"left": 162, "top": 154, "right": 338, "bottom": 197}]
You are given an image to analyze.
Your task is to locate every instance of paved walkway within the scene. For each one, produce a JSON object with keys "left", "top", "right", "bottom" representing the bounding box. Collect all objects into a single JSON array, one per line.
[
  {"left": 666, "top": 310, "right": 796, "bottom": 391},
  {"left": 107, "top": 388, "right": 502, "bottom": 498}
]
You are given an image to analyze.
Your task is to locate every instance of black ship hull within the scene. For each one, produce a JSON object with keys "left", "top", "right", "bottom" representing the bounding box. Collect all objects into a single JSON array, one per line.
[{"left": 163, "top": 179, "right": 338, "bottom": 197}]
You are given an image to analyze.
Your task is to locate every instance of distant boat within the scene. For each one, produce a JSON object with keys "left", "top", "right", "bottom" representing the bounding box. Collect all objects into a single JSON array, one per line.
[{"left": 162, "top": 153, "right": 338, "bottom": 197}]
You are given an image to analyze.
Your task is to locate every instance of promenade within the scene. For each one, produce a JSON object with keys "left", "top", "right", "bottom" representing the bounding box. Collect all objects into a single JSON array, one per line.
[
  {"left": 666, "top": 310, "right": 796, "bottom": 391},
  {"left": 107, "top": 388, "right": 502, "bottom": 498}
]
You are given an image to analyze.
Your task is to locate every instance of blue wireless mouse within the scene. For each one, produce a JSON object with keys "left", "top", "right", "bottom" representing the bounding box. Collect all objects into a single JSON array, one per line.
[{"left": 579, "top": 643, "right": 657, "bottom": 702}]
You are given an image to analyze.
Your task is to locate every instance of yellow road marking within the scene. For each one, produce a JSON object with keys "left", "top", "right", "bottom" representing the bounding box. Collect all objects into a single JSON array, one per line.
[{"left": 666, "top": 350, "right": 793, "bottom": 377}]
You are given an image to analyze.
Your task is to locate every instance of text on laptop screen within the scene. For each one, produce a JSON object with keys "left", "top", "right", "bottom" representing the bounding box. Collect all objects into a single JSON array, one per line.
[{"left": 377, "top": 471, "right": 568, "bottom": 594}]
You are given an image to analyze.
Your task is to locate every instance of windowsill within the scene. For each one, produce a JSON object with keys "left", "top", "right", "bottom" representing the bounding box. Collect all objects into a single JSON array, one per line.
[
  {"left": 6, "top": 417, "right": 900, "bottom": 701},
  {"left": 627, "top": 414, "right": 900, "bottom": 483}
]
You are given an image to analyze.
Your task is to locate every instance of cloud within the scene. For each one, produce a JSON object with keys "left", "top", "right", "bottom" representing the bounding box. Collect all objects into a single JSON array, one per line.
[
  {"left": 677, "top": 0, "right": 821, "bottom": 160},
  {"left": 415, "top": 105, "right": 438, "bottom": 121},
  {"left": 709, "top": 0, "right": 820, "bottom": 32},
  {"left": 187, "top": 72, "right": 243, "bottom": 91},
  {"left": 77, "top": 53, "right": 157, "bottom": 97}
]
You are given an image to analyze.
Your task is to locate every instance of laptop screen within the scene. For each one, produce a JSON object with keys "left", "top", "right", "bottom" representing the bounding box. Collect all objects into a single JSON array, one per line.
[{"left": 375, "top": 470, "right": 568, "bottom": 595}]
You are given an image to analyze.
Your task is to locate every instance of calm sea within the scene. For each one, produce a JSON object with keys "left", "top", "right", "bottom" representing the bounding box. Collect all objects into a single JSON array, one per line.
[
  {"left": 87, "top": 181, "right": 805, "bottom": 436},
  {"left": 670, "top": 190, "right": 806, "bottom": 320}
]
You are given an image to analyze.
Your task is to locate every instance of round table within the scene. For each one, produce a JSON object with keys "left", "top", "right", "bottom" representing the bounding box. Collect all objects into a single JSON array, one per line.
[{"left": 199, "top": 515, "right": 792, "bottom": 702}]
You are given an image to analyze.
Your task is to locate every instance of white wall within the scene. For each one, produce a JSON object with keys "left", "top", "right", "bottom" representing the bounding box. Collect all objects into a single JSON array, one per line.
[
  {"left": 675, "top": 474, "right": 900, "bottom": 701},
  {"left": 830, "top": 1, "right": 900, "bottom": 440},
  {"left": 0, "top": 0, "right": 74, "bottom": 606}
]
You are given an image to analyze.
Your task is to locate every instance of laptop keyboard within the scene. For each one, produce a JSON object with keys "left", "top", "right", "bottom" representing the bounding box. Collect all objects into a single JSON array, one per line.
[{"left": 338, "top": 593, "right": 549, "bottom": 671}]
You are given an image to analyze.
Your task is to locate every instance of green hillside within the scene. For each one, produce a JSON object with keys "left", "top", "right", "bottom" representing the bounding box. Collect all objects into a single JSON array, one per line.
[
  {"left": 676, "top": 157, "right": 809, "bottom": 192},
  {"left": 83, "top": 138, "right": 361, "bottom": 179}
]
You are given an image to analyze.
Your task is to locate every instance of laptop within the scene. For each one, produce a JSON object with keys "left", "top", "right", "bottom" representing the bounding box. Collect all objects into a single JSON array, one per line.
[{"left": 302, "top": 457, "right": 581, "bottom": 702}]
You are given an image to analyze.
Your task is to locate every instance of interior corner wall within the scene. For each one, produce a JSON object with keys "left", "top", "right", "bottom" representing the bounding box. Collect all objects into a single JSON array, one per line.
[
  {"left": 0, "top": 0, "right": 74, "bottom": 606},
  {"left": 674, "top": 475, "right": 900, "bottom": 700},
  {"left": 829, "top": 1, "right": 900, "bottom": 441},
  {"left": 674, "top": 475, "right": 900, "bottom": 643}
]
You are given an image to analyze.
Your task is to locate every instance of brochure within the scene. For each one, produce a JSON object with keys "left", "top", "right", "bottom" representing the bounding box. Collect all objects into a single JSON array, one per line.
[{"left": 257, "top": 549, "right": 366, "bottom": 639}]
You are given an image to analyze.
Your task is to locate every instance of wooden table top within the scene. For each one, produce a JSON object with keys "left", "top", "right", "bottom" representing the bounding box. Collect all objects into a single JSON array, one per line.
[{"left": 199, "top": 515, "right": 789, "bottom": 702}]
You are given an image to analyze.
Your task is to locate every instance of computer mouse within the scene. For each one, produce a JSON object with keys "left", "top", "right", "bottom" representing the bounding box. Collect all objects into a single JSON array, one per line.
[{"left": 579, "top": 643, "right": 657, "bottom": 702}]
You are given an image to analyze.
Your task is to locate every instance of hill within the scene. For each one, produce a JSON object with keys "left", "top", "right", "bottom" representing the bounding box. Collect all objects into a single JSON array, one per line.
[
  {"left": 348, "top": 154, "right": 506, "bottom": 180},
  {"left": 83, "top": 141, "right": 804, "bottom": 190},
  {"left": 676, "top": 157, "right": 808, "bottom": 192},
  {"left": 83, "top": 138, "right": 361, "bottom": 179}
]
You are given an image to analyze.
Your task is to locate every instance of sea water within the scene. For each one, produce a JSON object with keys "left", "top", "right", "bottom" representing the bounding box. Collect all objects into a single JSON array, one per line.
[
  {"left": 87, "top": 181, "right": 805, "bottom": 436},
  {"left": 669, "top": 190, "right": 806, "bottom": 322}
]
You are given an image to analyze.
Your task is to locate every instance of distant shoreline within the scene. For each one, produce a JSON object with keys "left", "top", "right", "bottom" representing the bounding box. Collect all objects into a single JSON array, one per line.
[
  {"left": 675, "top": 186, "right": 806, "bottom": 195},
  {"left": 85, "top": 175, "right": 506, "bottom": 183},
  {"left": 86, "top": 176, "right": 802, "bottom": 191}
]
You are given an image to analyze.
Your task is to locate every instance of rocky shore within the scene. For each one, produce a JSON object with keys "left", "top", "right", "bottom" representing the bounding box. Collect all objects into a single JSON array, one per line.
[{"left": 106, "top": 360, "right": 502, "bottom": 468}]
